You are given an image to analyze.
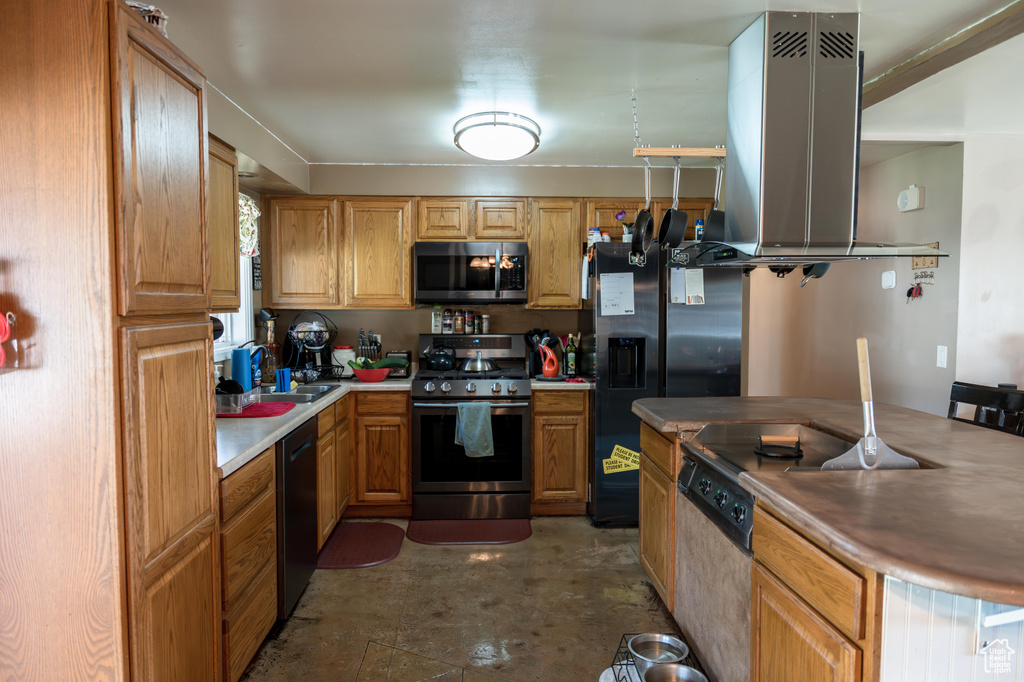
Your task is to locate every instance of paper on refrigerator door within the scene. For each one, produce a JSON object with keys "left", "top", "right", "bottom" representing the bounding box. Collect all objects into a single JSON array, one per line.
[
  {"left": 581, "top": 256, "right": 590, "bottom": 299},
  {"left": 682, "top": 268, "right": 705, "bottom": 305},
  {"left": 599, "top": 272, "right": 634, "bottom": 315}
]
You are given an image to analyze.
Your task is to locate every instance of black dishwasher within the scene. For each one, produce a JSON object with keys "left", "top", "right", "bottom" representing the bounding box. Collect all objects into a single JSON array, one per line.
[{"left": 276, "top": 417, "right": 318, "bottom": 619}]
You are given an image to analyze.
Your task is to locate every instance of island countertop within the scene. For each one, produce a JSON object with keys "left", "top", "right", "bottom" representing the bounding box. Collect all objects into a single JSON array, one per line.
[{"left": 632, "top": 396, "right": 1024, "bottom": 606}]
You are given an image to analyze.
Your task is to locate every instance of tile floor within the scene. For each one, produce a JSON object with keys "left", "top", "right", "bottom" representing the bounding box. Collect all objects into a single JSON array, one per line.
[{"left": 241, "top": 517, "right": 680, "bottom": 681}]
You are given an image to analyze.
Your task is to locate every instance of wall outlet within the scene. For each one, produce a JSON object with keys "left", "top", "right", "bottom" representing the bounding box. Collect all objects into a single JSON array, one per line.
[{"left": 937, "top": 345, "right": 948, "bottom": 369}]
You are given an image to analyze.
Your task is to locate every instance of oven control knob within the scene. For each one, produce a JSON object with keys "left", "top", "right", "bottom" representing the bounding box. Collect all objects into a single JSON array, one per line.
[
  {"left": 440, "top": 382, "right": 452, "bottom": 394},
  {"left": 714, "top": 491, "right": 728, "bottom": 508},
  {"left": 732, "top": 505, "right": 747, "bottom": 524},
  {"left": 491, "top": 382, "right": 502, "bottom": 394},
  {"left": 424, "top": 381, "right": 436, "bottom": 393},
  {"left": 699, "top": 478, "right": 712, "bottom": 495},
  {"left": 507, "top": 382, "right": 519, "bottom": 394},
  {"left": 466, "top": 382, "right": 476, "bottom": 393}
]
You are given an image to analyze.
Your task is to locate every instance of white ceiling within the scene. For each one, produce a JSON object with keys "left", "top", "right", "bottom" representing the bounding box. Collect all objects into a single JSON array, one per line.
[{"left": 157, "top": 0, "right": 1015, "bottom": 167}]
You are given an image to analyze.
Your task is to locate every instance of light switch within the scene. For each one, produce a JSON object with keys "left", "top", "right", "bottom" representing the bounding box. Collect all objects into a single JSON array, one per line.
[
  {"left": 881, "top": 271, "right": 896, "bottom": 289},
  {"left": 937, "top": 345, "right": 948, "bottom": 369}
]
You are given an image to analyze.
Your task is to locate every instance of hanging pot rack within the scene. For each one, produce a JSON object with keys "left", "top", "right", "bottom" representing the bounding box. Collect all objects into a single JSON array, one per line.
[{"left": 632, "top": 146, "right": 727, "bottom": 159}]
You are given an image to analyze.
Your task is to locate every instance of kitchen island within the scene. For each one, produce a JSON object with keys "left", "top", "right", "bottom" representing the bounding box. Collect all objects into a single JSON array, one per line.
[{"left": 633, "top": 396, "right": 1024, "bottom": 682}]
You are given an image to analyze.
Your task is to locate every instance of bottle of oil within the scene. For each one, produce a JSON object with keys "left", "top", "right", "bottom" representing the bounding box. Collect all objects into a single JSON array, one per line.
[{"left": 564, "top": 334, "right": 577, "bottom": 377}]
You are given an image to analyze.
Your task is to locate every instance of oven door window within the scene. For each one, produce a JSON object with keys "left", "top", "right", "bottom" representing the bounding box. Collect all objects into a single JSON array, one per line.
[{"left": 416, "top": 407, "right": 527, "bottom": 485}]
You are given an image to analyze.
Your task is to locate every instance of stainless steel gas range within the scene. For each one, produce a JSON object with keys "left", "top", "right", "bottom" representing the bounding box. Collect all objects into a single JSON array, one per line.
[{"left": 411, "top": 334, "right": 532, "bottom": 520}]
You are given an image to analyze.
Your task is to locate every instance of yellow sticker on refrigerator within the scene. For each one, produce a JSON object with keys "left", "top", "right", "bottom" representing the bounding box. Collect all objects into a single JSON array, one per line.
[{"left": 610, "top": 445, "right": 640, "bottom": 466}]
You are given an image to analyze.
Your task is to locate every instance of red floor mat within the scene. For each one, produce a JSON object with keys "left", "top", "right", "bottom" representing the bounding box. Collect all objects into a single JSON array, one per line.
[
  {"left": 317, "top": 522, "right": 405, "bottom": 569},
  {"left": 406, "top": 519, "right": 532, "bottom": 546}
]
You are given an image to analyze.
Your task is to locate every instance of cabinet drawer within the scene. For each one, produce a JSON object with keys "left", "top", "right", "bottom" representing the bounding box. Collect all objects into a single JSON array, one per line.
[
  {"left": 752, "top": 507, "right": 866, "bottom": 640},
  {"left": 356, "top": 391, "right": 408, "bottom": 415},
  {"left": 640, "top": 422, "right": 676, "bottom": 479},
  {"left": 221, "top": 486, "right": 277, "bottom": 611},
  {"left": 220, "top": 447, "right": 275, "bottom": 523},
  {"left": 317, "top": 403, "right": 336, "bottom": 437},
  {"left": 532, "top": 391, "right": 587, "bottom": 415},
  {"left": 223, "top": 558, "right": 277, "bottom": 682}
]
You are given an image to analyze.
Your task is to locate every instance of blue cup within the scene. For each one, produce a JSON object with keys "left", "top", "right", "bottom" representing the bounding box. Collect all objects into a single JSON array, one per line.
[{"left": 231, "top": 348, "right": 253, "bottom": 391}]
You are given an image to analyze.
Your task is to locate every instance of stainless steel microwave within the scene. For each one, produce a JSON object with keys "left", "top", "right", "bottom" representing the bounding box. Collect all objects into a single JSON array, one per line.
[{"left": 414, "top": 242, "right": 527, "bottom": 303}]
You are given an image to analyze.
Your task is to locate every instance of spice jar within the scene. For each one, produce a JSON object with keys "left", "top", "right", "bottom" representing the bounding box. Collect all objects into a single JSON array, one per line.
[
  {"left": 481, "top": 314, "right": 490, "bottom": 334},
  {"left": 453, "top": 309, "right": 464, "bottom": 334},
  {"left": 442, "top": 308, "right": 454, "bottom": 334},
  {"left": 464, "top": 310, "right": 474, "bottom": 334}
]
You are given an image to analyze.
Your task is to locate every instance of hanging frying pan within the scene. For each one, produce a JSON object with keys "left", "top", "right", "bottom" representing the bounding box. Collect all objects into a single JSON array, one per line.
[
  {"left": 631, "top": 164, "right": 655, "bottom": 259},
  {"left": 658, "top": 160, "right": 688, "bottom": 248},
  {"left": 703, "top": 158, "right": 726, "bottom": 242}
]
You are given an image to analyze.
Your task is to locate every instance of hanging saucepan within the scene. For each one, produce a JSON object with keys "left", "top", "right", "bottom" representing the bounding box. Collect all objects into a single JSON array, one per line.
[
  {"left": 630, "top": 164, "right": 655, "bottom": 259},
  {"left": 658, "top": 159, "right": 689, "bottom": 249},
  {"left": 702, "top": 156, "right": 726, "bottom": 242}
]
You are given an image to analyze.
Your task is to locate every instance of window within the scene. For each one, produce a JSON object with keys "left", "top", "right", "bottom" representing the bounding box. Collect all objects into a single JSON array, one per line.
[{"left": 212, "top": 254, "right": 254, "bottom": 362}]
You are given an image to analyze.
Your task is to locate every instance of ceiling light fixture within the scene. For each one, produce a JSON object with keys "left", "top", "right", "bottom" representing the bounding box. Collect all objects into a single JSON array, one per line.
[{"left": 453, "top": 111, "right": 540, "bottom": 161}]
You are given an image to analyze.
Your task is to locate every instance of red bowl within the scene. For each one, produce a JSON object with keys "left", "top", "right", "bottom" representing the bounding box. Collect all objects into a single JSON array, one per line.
[{"left": 352, "top": 368, "right": 390, "bottom": 383}]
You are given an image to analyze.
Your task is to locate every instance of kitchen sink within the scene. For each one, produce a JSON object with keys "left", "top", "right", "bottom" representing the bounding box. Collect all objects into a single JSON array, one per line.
[{"left": 258, "top": 384, "right": 339, "bottom": 404}]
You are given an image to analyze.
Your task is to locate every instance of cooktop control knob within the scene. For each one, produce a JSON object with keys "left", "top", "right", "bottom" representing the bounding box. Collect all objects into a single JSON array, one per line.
[
  {"left": 424, "top": 381, "right": 436, "bottom": 393},
  {"left": 491, "top": 382, "right": 502, "bottom": 394},
  {"left": 440, "top": 382, "right": 452, "bottom": 394},
  {"left": 732, "top": 504, "right": 747, "bottom": 524},
  {"left": 507, "top": 382, "right": 519, "bottom": 394},
  {"left": 714, "top": 491, "right": 728, "bottom": 508},
  {"left": 466, "top": 382, "right": 476, "bottom": 393},
  {"left": 698, "top": 478, "right": 712, "bottom": 495}
]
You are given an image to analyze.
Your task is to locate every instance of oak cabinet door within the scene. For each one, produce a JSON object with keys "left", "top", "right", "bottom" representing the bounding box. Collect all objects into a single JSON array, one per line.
[
  {"left": 355, "top": 415, "right": 410, "bottom": 503},
  {"left": 110, "top": 3, "right": 210, "bottom": 316},
  {"left": 121, "top": 321, "right": 220, "bottom": 681},
  {"left": 475, "top": 199, "right": 527, "bottom": 240},
  {"left": 751, "top": 563, "right": 861, "bottom": 682},
  {"left": 265, "top": 198, "right": 340, "bottom": 307},
  {"left": 337, "top": 417, "right": 352, "bottom": 518},
  {"left": 209, "top": 137, "right": 240, "bottom": 312},
  {"left": 639, "top": 457, "right": 674, "bottom": 611},
  {"left": 531, "top": 392, "right": 588, "bottom": 503},
  {"left": 417, "top": 199, "right": 469, "bottom": 240},
  {"left": 317, "top": 431, "right": 338, "bottom": 550},
  {"left": 584, "top": 199, "right": 646, "bottom": 243},
  {"left": 527, "top": 199, "right": 581, "bottom": 308},
  {"left": 345, "top": 199, "right": 414, "bottom": 308}
]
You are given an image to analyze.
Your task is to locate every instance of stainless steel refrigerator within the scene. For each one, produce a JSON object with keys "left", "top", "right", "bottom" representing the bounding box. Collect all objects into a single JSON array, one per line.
[{"left": 579, "top": 243, "right": 742, "bottom": 526}]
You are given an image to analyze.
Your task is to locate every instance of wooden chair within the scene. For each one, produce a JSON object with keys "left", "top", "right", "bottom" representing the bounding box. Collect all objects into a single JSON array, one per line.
[{"left": 947, "top": 382, "right": 1024, "bottom": 436}]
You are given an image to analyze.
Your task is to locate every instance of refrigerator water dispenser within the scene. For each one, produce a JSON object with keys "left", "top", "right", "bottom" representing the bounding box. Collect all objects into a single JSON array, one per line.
[{"left": 608, "top": 337, "right": 646, "bottom": 389}]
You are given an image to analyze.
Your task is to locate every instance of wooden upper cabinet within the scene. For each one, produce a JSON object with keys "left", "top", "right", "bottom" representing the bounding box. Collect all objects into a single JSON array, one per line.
[
  {"left": 417, "top": 199, "right": 469, "bottom": 240},
  {"left": 120, "top": 320, "right": 220, "bottom": 681},
  {"left": 345, "top": 199, "right": 413, "bottom": 309},
  {"left": 651, "top": 198, "right": 715, "bottom": 243},
  {"left": 209, "top": 137, "right": 240, "bottom": 312},
  {"left": 584, "top": 198, "right": 647, "bottom": 243},
  {"left": 110, "top": 2, "right": 210, "bottom": 316},
  {"left": 528, "top": 199, "right": 582, "bottom": 309},
  {"left": 475, "top": 199, "right": 527, "bottom": 240},
  {"left": 265, "top": 198, "right": 340, "bottom": 308}
]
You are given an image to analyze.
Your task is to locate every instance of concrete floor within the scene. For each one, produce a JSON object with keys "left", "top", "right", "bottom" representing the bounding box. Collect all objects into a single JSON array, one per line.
[{"left": 241, "top": 517, "right": 680, "bottom": 681}]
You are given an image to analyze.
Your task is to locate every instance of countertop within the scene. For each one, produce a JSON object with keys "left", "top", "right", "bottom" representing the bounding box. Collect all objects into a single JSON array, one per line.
[
  {"left": 632, "top": 396, "right": 1024, "bottom": 606},
  {"left": 216, "top": 379, "right": 412, "bottom": 478},
  {"left": 529, "top": 378, "right": 592, "bottom": 390}
]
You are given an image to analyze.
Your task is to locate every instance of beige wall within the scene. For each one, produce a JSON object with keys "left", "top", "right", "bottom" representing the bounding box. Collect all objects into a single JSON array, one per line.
[
  {"left": 309, "top": 163, "right": 716, "bottom": 199},
  {"left": 746, "top": 144, "right": 964, "bottom": 416},
  {"left": 956, "top": 135, "right": 1024, "bottom": 389}
]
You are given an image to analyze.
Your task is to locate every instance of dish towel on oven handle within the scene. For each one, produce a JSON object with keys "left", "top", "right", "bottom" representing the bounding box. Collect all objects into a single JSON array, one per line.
[{"left": 455, "top": 402, "right": 494, "bottom": 458}]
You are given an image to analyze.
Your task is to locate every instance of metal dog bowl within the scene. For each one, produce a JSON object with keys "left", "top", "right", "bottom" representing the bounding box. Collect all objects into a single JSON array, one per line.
[
  {"left": 643, "top": 664, "right": 708, "bottom": 682},
  {"left": 627, "top": 634, "right": 689, "bottom": 676}
]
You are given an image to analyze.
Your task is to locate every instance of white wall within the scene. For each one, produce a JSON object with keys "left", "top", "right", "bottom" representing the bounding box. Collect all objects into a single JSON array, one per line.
[
  {"left": 881, "top": 577, "right": 1024, "bottom": 682},
  {"left": 956, "top": 135, "right": 1024, "bottom": 389},
  {"left": 746, "top": 144, "right": 964, "bottom": 415}
]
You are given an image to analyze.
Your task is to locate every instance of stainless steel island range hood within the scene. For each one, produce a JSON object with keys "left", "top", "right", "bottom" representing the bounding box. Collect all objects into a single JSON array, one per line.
[{"left": 673, "top": 12, "right": 946, "bottom": 268}]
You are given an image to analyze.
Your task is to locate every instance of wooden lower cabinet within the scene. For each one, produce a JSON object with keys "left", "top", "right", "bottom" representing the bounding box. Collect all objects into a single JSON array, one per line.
[
  {"left": 353, "top": 391, "right": 411, "bottom": 506},
  {"left": 751, "top": 505, "right": 884, "bottom": 682},
  {"left": 336, "top": 395, "right": 353, "bottom": 518},
  {"left": 752, "top": 563, "right": 860, "bottom": 682},
  {"left": 638, "top": 423, "right": 679, "bottom": 611},
  {"left": 219, "top": 447, "right": 278, "bottom": 682},
  {"left": 531, "top": 391, "right": 589, "bottom": 513},
  {"left": 120, "top": 320, "right": 221, "bottom": 681},
  {"left": 317, "top": 429, "right": 338, "bottom": 549}
]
